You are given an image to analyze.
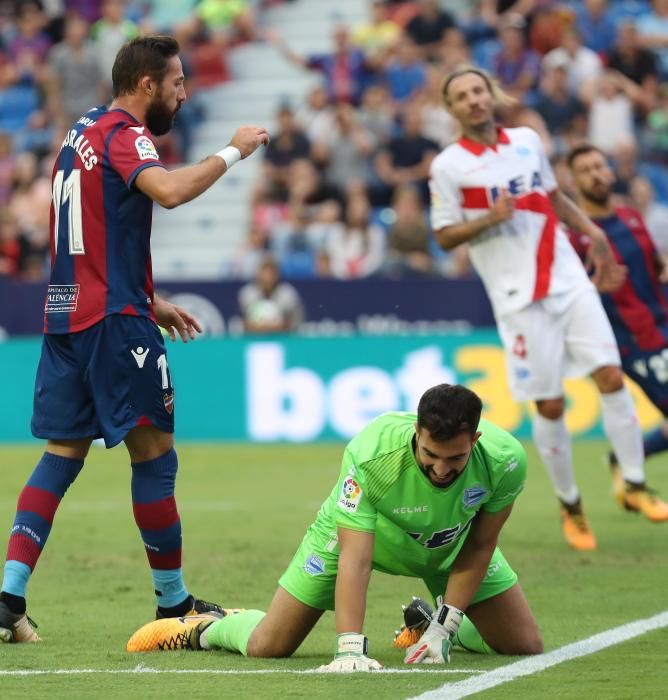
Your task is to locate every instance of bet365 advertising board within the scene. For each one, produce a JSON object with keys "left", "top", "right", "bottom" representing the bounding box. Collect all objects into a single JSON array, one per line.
[{"left": 0, "top": 333, "right": 660, "bottom": 442}]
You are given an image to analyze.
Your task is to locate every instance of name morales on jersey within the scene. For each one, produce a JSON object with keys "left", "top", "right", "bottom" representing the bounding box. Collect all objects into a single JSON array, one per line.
[{"left": 61, "top": 129, "right": 98, "bottom": 171}]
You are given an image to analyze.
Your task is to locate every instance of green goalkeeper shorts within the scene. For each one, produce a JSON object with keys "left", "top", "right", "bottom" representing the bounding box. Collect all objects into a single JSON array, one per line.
[{"left": 278, "top": 529, "right": 518, "bottom": 611}]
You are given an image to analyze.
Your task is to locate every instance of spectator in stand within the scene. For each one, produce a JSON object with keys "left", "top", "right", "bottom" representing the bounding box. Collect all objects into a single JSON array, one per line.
[
  {"left": 135, "top": 0, "right": 199, "bottom": 47},
  {"left": 492, "top": 13, "right": 540, "bottom": 100},
  {"left": 0, "top": 209, "right": 23, "bottom": 277},
  {"left": 434, "top": 27, "right": 472, "bottom": 74},
  {"left": 372, "top": 105, "right": 439, "bottom": 207},
  {"left": 238, "top": 255, "right": 305, "bottom": 333},
  {"left": 384, "top": 33, "right": 427, "bottom": 105},
  {"left": 65, "top": 0, "right": 104, "bottom": 24},
  {"left": 229, "top": 223, "right": 270, "bottom": 279},
  {"left": 0, "top": 131, "right": 15, "bottom": 205},
  {"left": 358, "top": 83, "right": 395, "bottom": 146},
  {"left": 532, "top": 61, "right": 586, "bottom": 139},
  {"left": 638, "top": 0, "right": 668, "bottom": 80},
  {"left": 404, "top": 0, "right": 456, "bottom": 61},
  {"left": 325, "top": 189, "right": 385, "bottom": 279},
  {"left": 311, "top": 102, "right": 376, "bottom": 194},
  {"left": 197, "top": 0, "right": 257, "bottom": 44},
  {"left": 0, "top": 207, "right": 48, "bottom": 280},
  {"left": 582, "top": 70, "right": 637, "bottom": 156},
  {"left": 607, "top": 20, "right": 658, "bottom": 117},
  {"left": 383, "top": 183, "right": 433, "bottom": 278},
  {"left": 629, "top": 175, "right": 668, "bottom": 258},
  {"left": 611, "top": 138, "right": 640, "bottom": 198},
  {"left": 644, "top": 84, "right": 668, "bottom": 161},
  {"left": 543, "top": 26, "right": 603, "bottom": 100},
  {"left": 351, "top": 0, "right": 401, "bottom": 67},
  {"left": 7, "top": 1, "right": 51, "bottom": 66},
  {"left": 258, "top": 103, "right": 310, "bottom": 202},
  {"left": 575, "top": 0, "right": 617, "bottom": 59},
  {"left": 295, "top": 85, "right": 335, "bottom": 143},
  {"left": 91, "top": 0, "right": 140, "bottom": 98},
  {"left": 8, "top": 151, "right": 50, "bottom": 247},
  {"left": 47, "top": 14, "right": 105, "bottom": 128},
  {"left": 287, "top": 158, "right": 342, "bottom": 212},
  {"left": 267, "top": 25, "right": 370, "bottom": 106},
  {"left": 415, "top": 64, "right": 458, "bottom": 149}
]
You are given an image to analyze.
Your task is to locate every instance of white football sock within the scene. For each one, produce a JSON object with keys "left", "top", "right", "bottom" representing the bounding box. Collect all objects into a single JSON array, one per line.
[
  {"left": 532, "top": 413, "right": 579, "bottom": 504},
  {"left": 600, "top": 387, "right": 645, "bottom": 484}
]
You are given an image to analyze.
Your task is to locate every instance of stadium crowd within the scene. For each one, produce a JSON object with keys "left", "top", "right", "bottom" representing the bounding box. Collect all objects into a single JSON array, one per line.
[{"left": 2, "top": 0, "right": 668, "bottom": 283}]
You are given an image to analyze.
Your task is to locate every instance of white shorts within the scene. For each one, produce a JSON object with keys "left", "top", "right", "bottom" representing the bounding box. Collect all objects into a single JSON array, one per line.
[{"left": 496, "top": 287, "right": 621, "bottom": 402}]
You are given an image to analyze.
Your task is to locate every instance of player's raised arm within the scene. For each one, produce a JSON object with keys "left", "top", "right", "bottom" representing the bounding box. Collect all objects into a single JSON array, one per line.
[{"left": 135, "top": 125, "right": 269, "bottom": 209}]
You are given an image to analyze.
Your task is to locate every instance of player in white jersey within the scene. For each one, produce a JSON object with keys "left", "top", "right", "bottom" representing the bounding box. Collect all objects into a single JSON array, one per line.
[{"left": 429, "top": 66, "right": 668, "bottom": 550}]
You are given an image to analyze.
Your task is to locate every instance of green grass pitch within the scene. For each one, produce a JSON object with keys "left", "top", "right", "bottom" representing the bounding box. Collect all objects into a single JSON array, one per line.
[{"left": 1, "top": 440, "right": 667, "bottom": 699}]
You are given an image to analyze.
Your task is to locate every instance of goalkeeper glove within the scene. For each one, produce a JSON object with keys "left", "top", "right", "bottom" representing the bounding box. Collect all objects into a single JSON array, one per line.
[
  {"left": 317, "top": 633, "right": 383, "bottom": 672},
  {"left": 404, "top": 601, "right": 463, "bottom": 665}
]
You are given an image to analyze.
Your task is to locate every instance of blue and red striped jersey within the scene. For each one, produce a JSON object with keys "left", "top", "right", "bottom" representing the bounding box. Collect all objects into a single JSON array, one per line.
[
  {"left": 569, "top": 207, "right": 668, "bottom": 355},
  {"left": 44, "top": 106, "right": 164, "bottom": 334}
]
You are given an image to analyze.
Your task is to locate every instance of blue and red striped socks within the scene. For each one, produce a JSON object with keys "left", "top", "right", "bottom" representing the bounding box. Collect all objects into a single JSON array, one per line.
[
  {"left": 131, "top": 448, "right": 188, "bottom": 609},
  {"left": 2, "top": 452, "right": 84, "bottom": 598}
]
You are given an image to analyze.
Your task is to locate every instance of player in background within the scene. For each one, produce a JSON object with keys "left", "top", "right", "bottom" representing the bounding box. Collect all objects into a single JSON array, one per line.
[
  {"left": 0, "top": 35, "right": 269, "bottom": 644},
  {"left": 567, "top": 144, "right": 668, "bottom": 511},
  {"left": 429, "top": 66, "right": 668, "bottom": 552},
  {"left": 126, "top": 384, "right": 543, "bottom": 670}
]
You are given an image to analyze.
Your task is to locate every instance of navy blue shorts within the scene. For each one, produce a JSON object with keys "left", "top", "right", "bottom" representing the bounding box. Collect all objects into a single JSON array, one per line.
[
  {"left": 622, "top": 349, "right": 668, "bottom": 417},
  {"left": 31, "top": 315, "right": 175, "bottom": 448}
]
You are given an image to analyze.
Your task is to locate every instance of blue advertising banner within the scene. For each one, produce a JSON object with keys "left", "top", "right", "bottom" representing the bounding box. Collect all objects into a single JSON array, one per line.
[
  {"left": 0, "top": 334, "right": 660, "bottom": 443},
  {"left": 0, "top": 277, "right": 495, "bottom": 337}
]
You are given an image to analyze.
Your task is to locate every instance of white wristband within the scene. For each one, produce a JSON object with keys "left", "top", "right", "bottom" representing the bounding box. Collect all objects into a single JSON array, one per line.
[
  {"left": 216, "top": 145, "right": 241, "bottom": 169},
  {"left": 335, "top": 633, "right": 368, "bottom": 657}
]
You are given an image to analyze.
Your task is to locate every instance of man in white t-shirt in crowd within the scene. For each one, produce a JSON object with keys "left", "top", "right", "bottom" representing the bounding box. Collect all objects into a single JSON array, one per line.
[
  {"left": 429, "top": 66, "right": 668, "bottom": 551},
  {"left": 238, "top": 256, "right": 305, "bottom": 334}
]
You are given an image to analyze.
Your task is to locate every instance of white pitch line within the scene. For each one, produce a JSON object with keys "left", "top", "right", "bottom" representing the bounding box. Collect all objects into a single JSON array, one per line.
[
  {"left": 0, "top": 666, "right": 485, "bottom": 677},
  {"left": 408, "top": 609, "right": 668, "bottom": 700}
]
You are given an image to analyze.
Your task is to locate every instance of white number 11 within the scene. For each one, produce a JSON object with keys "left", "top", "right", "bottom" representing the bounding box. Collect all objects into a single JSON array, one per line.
[{"left": 52, "top": 169, "right": 85, "bottom": 255}]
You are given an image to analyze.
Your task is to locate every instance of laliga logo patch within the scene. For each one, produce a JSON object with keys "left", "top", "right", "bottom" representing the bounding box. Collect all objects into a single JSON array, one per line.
[
  {"left": 338, "top": 476, "right": 362, "bottom": 513},
  {"left": 163, "top": 391, "right": 174, "bottom": 414},
  {"left": 135, "top": 135, "right": 159, "bottom": 161},
  {"left": 463, "top": 485, "right": 488, "bottom": 509},
  {"left": 303, "top": 553, "right": 325, "bottom": 577}
]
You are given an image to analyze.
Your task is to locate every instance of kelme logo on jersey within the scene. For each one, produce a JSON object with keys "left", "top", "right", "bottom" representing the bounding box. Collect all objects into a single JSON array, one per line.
[
  {"left": 463, "top": 485, "right": 488, "bottom": 508},
  {"left": 135, "top": 135, "right": 159, "bottom": 161},
  {"left": 303, "top": 553, "right": 325, "bottom": 576},
  {"left": 338, "top": 476, "right": 362, "bottom": 513}
]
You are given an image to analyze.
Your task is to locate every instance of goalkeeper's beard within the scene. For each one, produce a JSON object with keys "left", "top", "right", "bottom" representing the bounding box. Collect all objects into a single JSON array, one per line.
[{"left": 418, "top": 459, "right": 466, "bottom": 489}]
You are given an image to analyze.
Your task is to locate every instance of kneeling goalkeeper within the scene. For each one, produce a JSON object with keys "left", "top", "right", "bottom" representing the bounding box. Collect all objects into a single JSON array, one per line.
[{"left": 128, "top": 383, "right": 543, "bottom": 669}]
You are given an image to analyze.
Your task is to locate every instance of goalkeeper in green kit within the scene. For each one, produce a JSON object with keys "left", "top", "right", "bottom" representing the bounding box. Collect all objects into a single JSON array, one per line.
[{"left": 127, "top": 384, "right": 543, "bottom": 669}]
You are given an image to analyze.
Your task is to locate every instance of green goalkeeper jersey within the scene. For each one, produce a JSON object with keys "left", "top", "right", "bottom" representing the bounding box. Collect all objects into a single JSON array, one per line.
[{"left": 307, "top": 412, "right": 527, "bottom": 578}]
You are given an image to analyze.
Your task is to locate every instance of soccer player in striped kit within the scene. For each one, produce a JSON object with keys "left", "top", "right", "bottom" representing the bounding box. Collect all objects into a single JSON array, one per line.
[
  {"left": 428, "top": 66, "right": 668, "bottom": 552},
  {"left": 568, "top": 143, "right": 668, "bottom": 505},
  {"left": 0, "top": 35, "right": 269, "bottom": 643}
]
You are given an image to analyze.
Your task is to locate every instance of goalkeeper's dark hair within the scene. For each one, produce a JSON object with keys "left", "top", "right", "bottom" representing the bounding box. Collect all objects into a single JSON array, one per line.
[
  {"left": 417, "top": 384, "right": 482, "bottom": 440},
  {"left": 112, "top": 35, "right": 180, "bottom": 98}
]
